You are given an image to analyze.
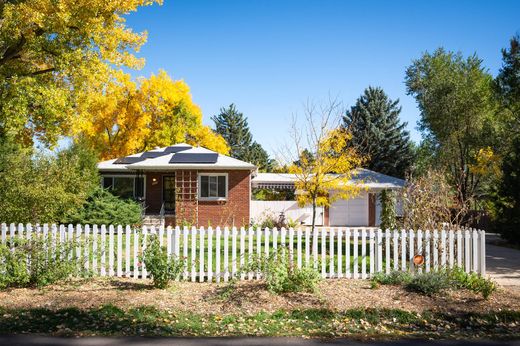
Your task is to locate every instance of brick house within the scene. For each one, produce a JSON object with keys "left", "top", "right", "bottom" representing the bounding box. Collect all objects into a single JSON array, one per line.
[{"left": 97, "top": 144, "right": 255, "bottom": 227}]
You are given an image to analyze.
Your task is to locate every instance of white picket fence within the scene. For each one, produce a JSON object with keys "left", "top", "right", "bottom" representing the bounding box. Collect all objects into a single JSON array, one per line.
[{"left": 0, "top": 223, "right": 486, "bottom": 281}]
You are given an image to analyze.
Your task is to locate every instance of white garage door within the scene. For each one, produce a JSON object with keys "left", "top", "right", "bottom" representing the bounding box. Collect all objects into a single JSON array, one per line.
[{"left": 329, "top": 193, "right": 369, "bottom": 226}]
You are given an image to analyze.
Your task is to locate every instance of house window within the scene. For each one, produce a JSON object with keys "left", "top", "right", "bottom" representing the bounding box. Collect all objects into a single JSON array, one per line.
[
  {"left": 199, "top": 174, "right": 227, "bottom": 200},
  {"left": 102, "top": 176, "right": 145, "bottom": 200}
]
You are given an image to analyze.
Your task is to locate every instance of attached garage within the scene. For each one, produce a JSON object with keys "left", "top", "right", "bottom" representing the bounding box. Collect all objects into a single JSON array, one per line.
[
  {"left": 329, "top": 192, "right": 369, "bottom": 226},
  {"left": 251, "top": 169, "right": 405, "bottom": 227}
]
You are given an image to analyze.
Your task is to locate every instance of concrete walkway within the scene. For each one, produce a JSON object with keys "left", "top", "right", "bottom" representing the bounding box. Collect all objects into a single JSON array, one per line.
[{"left": 486, "top": 234, "right": 520, "bottom": 288}]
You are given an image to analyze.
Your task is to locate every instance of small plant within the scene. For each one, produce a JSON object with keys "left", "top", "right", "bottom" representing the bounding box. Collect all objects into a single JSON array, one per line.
[
  {"left": 447, "top": 267, "right": 497, "bottom": 299},
  {"left": 0, "top": 237, "right": 77, "bottom": 289},
  {"left": 371, "top": 271, "right": 412, "bottom": 288},
  {"left": 406, "top": 272, "right": 451, "bottom": 296},
  {"left": 239, "top": 248, "right": 321, "bottom": 294},
  {"left": 141, "top": 234, "right": 184, "bottom": 288}
]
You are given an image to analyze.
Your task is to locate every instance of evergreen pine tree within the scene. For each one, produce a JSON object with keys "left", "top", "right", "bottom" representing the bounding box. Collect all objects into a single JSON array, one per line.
[
  {"left": 494, "top": 35, "right": 520, "bottom": 243},
  {"left": 212, "top": 104, "right": 273, "bottom": 171},
  {"left": 343, "top": 87, "right": 414, "bottom": 178}
]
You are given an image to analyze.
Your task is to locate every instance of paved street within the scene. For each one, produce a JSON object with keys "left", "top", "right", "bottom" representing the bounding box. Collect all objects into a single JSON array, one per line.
[
  {"left": 0, "top": 336, "right": 519, "bottom": 346},
  {"left": 486, "top": 234, "right": 520, "bottom": 288}
]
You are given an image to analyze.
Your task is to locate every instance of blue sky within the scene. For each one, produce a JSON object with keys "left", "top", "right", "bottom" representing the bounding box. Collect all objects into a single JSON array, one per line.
[{"left": 125, "top": 0, "right": 519, "bottom": 155}]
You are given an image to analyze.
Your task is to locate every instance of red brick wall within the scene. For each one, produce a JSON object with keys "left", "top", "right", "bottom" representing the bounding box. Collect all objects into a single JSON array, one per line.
[
  {"left": 143, "top": 169, "right": 251, "bottom": 228},
  {"left": 197, "top": 170, "right": 251, "bottom": 228}
]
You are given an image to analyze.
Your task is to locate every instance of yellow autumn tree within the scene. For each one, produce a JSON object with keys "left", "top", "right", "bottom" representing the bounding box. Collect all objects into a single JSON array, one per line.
[
  {"left": 75, "top": 70, "right": 229, "bottom": 159},
  {"left": 0, "top": 0, "right": 161, "bottom": 147},
  {"left": 285, "top": 99, "right": 364, "bottom": 231}
]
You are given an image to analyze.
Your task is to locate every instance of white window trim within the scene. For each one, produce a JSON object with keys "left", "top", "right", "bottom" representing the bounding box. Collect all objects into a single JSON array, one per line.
[
  {"left": 198, "top": 172, "right": 228, "bottom": 201},
  {"left": 101, "top": 174, "right": 146, "bottom": 199}
]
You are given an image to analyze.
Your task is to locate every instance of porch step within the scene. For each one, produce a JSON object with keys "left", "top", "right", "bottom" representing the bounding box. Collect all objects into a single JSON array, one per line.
[{"left": 142, "top": 215, "right": 164, "bottom": 228}]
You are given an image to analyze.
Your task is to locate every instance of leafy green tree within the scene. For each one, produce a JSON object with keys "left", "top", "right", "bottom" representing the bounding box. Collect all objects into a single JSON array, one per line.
[
  {"left": 411, "top": 139, "right": 437, "bottom": 177},
  {"left": 0, "top": 0, "right": 160, "bottom": 148},
  {"left": 343, "top": 87, "right": 414, "bottom": 178},
  {"left": 405, "top": 48, "right": 498, "bottom": 207},
  {"left": 492, "top": 35, "right": 520, "bottom": 242},
  {"left": 212, "top": 104, "right": 273, "bottom": 171},
  {"left": 492, "top": 137, "right": 520, "bottom": 244},
  {"left": 0, "top": 143, "right": 99, "bottom": 223}
]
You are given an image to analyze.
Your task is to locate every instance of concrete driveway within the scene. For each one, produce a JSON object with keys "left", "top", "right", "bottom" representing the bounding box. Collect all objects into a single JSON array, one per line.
[{"left": 486, "top": 234, "right": 520, "bottom": 288}]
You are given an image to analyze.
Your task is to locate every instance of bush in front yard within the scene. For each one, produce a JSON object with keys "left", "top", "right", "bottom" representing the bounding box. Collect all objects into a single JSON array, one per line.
[
  {"left": 370, "top": 271, "right": 412, "bottom": 288},
  {"left": 447, "top": 267, "right": 497, "bottom": 299},
  {"left": 64, "top": 187, "right": 143, "bottom": 226},
  {"left": 141, "top": 234, "right": 184, "bottom": 288},
  {"left": 405, "top": 272, "right": 451, "bottom": 296},
  {"left": 240, "top": 248, "right": 321, "bottom": 294},
  {"left": 0, "top": 237, "right": 77, "bottom": 289},
  {"left": 371, "top": 268, "right": 496, "bottom": 299}
]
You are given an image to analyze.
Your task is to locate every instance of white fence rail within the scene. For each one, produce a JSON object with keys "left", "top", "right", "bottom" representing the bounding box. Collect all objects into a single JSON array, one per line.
[{"left": 0, "top": 223, "right": 486, "bottom": 281}]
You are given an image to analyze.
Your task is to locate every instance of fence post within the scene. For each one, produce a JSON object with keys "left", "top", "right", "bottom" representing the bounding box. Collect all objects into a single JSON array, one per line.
[
  {"left": 297, "top": 228, "right": 303, "bottom": 269},
  {"left": 132, "top": 226, "right": 138, "bottom": 279},
  {"left": 142, "top": 226, "right": 148, "bottom": 278},
  {"left": 216, "top": 227, "right": 221, "bottom": 282},
  {"left": 353, "top": 228, "right": 359, "bottom": 278},
  {"left": 480, "top": 230, "right": 486, "bottom": 276},
  {"left": 248, "top": 227, "right": 254, "bottom": 280},
  {"left": 223, "top": 227, "right": 229, "bottom": 282},
  {"left": 400, "top": 229, "right": 406, "bottom": 272},
  {"left": 337, "top": 228, "right": 343, "bottom": 278},
  {"left": 408, "top": 229, "right": 415, "bottom": 273},
  {"left": 472, "top": 229, "right": 479, "bottom": 273},
  {"left": 361, "top": 228, "right": 367, "bottom": 279},
  {"left": 117, "top": 225, "right": 123, "bottom": 277},
  {"left": 108, "top": 225, "right": 115, "bottom": 276},
  {"left": 328, "top": 228, "right": 334, "bottom": 278},
  {"left": 369, "top": 229, "right": 374, "bottom": 276},
  {"left": 239, "top": 227, "right": 245, "bottom": 280},
  {"left": 377, "top": 229, "right": 383, "bottom": 273},
  {"left": 199, "top": 227, "right": 205, "bottom": 282},
  {"left": 192, "top": 226, "right": 198, "bottom": 282},
  {"left": 464, "top": 229, "right": 471, "bottom": 273},
  {"left": 321, "top": 228, "right": 327, "bottom": 278},
  {"left": 208, "top": 226, "right": 214, "bottom": 282}
]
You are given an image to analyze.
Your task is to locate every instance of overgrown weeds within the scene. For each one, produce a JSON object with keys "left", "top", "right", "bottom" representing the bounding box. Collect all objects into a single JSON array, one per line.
[{"left": 0, "top": 237, "right": 77, "bottom": 289}]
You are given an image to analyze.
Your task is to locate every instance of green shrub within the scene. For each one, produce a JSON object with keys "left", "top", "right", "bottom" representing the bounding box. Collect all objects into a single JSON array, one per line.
[
  {"left": 406, "top": 272, "right": 451, "bottom": 296},
  {"left": 371, "top": 271, "right": 412, "bottom": 288},
  {"left": 65, "top": 187, "right": 143, "bottom": 226},
  {"left": 447, "top": 267, "right": 497, "bottom": 299},
  {"left": 141, "top": 234, "right": 184, "bottom": 289},
  {"left": 372, "top": 268, "right": 497, "bottom": 299},
  {"left": 0, "top": 237, "right": 77, "bottom": 289},
  {"left": 240, "top": 248, "right": 321, "bottom": 294}
]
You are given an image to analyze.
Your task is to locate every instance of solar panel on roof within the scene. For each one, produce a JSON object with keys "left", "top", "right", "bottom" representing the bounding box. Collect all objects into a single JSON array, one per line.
[
  {"left": 169, "top": 153, "right": 218, "bottom": 164},
  {"left": 113, "top": 145, "right": 194, "bottom": 164},
  {"left": 113, "top": 157, "right": 146, "bottom": 164},
  {"left": 164, "top": 145, "right": 192, "bottom": 153}
]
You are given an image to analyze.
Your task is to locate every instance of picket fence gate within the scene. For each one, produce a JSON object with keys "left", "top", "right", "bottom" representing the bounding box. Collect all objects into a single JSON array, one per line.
[{"left": 0, "top": 223, "right": 486, "bottom": 281}]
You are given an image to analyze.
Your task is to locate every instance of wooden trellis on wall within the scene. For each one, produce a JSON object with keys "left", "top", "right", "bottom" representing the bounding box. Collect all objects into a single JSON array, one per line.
[{"left": 175, "top": 170, "right": 199, "bottom": 225}]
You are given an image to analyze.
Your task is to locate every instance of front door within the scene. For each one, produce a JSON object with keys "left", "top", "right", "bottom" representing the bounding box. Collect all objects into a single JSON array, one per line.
[{"left": 162, "top": 175, "right": 175, "bottom": 214}]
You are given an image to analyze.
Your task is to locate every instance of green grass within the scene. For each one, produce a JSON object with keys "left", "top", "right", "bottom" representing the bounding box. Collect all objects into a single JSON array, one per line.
[
  {"left": 27, "top": 234, "right": 378, "bottom": 279},
  {"left": 0, "top": 305, "right": 518, "bottom": 338}
]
